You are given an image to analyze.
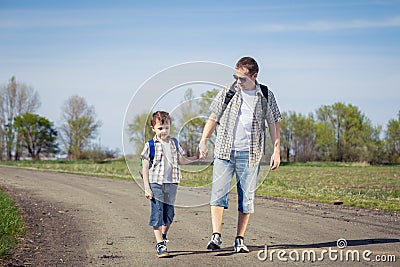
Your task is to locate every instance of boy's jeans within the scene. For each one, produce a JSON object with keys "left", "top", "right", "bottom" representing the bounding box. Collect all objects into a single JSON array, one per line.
[{"left": 149, "top": 183, "right": 178, "bottom": 226}]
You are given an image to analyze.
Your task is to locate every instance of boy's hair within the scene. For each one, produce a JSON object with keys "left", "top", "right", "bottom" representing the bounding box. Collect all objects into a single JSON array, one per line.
[
  {"left": 236, "top": 56, "right": 259, "bottom": 75},
  {"left": 151, "top": 111, "right": 171, "bottom": 127}
]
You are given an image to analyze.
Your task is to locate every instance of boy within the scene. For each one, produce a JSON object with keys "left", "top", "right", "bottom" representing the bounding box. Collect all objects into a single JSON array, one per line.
[{"left": 141, "top": 111, "right": 198, "bottom": 258}]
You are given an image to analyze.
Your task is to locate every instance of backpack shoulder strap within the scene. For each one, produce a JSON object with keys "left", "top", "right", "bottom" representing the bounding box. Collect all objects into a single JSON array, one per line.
[
  {"left": 139, "top": 139, "right": 155, "bottom": 178},
  {"left": 221, "top": 82, "right": 237, "bottom": 115},
  {"left": 148, "top": 139, "right": 155, "bottom": 163},
  {"left": 259, "top": 83, "right": 269, "bottom": 103}
]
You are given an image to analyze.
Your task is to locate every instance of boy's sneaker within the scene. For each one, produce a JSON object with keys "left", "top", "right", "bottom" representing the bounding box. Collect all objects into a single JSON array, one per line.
[
  {"left": 162, "top": 234, "right": 169, "bottom": 244},
  {"left": 234, "top": 237, "right": 250, "bottom": 253},
  {"left": 155, "top": 242, "right": 170, "bottom": 258},
  {"left": 206, "top": 233, "right": 222, "bottom": 250}
]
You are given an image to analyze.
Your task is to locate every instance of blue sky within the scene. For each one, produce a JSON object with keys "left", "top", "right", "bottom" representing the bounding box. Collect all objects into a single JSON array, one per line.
[{"left": 1, "top": 0, "right": 399, "bottom": 151}]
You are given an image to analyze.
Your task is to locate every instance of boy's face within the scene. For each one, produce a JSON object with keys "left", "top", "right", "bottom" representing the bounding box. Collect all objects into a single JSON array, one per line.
[{"left": 151, "top": 120, "right": 171, "bottom": 142}]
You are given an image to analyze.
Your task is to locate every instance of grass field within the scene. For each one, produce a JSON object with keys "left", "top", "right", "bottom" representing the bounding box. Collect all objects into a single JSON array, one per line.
[
  {"left": 0, "top": 189, "right": 25, "bottom": 259},
  {"left": 0, "top": 159, "right": 399, "bottom": 212}
]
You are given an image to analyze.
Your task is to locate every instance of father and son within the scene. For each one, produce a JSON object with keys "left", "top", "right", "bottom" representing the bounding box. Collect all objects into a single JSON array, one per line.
[{"left": 140, "top": 56, "right": 282, "bottom": 258}]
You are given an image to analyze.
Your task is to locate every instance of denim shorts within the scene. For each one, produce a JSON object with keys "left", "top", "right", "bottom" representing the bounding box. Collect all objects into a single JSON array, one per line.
[
  {"left": 149, "top": 183, "right": 178, "bottom": 227},
  {"left": 210, "top": 150, "right": 259, "bottom": 214}
]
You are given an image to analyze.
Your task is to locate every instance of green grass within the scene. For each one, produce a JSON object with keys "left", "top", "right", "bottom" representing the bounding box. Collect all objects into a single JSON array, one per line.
[
  {"left": 0, "top": 189, "right": 25, "bottom": 259},
  {"left": 0, "top": 159, "right": 132, "bottom": 180},
  {"left": 0, "top": 160, "right": 399, "bottom": 212},
  {"left": 257, "top": 163, "right": 399, "bottom": 212}
]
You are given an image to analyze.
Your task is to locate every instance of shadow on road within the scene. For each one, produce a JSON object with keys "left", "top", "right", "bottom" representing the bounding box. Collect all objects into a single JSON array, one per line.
[
  {"left": 169, "top": 247, "right": 236, "bottom": 257},
  {"left": 168, "top": 238, "right": 400, "bottom": 258},
  {"left": 268, "top": 238, "right": 400, "bottom": 249}
]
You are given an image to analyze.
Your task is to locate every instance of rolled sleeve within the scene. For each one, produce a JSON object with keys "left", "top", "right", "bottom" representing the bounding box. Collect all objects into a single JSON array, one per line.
[
  {"left": 267, "top": 90, "right": 282, "bottom": 124},
  {"left": 140, "top": 142, "right": 150, "bottom": 161},
  {"left": 178, "top": 142, "right": 186, "bottom": 157},
  {"left": 209, "top": 86, "right": 229, "bottom": 120}
]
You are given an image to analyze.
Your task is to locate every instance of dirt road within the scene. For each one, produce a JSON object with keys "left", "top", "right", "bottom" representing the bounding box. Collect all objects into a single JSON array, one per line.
[{"left": 0, "top": 166, "right": 399, "bottom": 266}]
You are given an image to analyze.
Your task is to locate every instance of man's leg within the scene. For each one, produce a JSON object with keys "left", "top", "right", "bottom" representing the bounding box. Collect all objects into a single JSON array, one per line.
[
  {"left": 211, "top": 205, "right": 225, "bottom": 233},
  {"left": 234, "top": 151, "right": 259, "bottom": 253},
  {"left": 207, "top": 205, "right": 224, "bottom": 249},
  {"left": 237, "top": 211, "right": 250, "bottom": 237},
  {"left": 208, "top": 154, "right": 234, "bottom": 250}
]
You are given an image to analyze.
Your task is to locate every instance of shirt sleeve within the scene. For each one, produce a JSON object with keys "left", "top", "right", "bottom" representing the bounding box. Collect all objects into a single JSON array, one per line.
[
  {"left": 209, "top": 85, "right": 229, "bottom": 120},
  {"left": 140, "top": 142, "right": 150, "bottom": 161},
  {"left": 267, "top": 90, "right": 282, "bottom": 124},
  {"left": 178, "top": 142, "right": 186, "bottom": 157}
]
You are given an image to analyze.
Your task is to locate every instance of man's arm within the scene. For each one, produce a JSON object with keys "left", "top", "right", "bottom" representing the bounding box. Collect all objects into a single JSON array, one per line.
[
  {"left": 198, "top": 113, "right": 218, "bottom": 159},
  {"left": 269, "top": 122, "right": 281, "bottom": 170}
]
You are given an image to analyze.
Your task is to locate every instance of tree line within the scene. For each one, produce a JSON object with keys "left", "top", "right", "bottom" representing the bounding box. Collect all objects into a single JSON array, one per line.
[
  {"left": 128, "top": 88, "right": 399, "bottom": 164},
  {"left": 0, "top": 76, "right": 113, "bottom": 161},
  {"left": 281, "top": 105, "right": 399, "bottom": 164},
  {"left": 2, "top": 77, "right": 397, "bottom": 163}
]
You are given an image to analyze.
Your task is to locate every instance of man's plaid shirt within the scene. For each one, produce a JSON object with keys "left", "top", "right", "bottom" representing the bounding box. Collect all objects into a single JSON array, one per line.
[
  {"left": 210, "top": 82, "right": 282, "bottom": 167},
  {"left": 140, "top": 136, "right": 185, "bottom": 184}
]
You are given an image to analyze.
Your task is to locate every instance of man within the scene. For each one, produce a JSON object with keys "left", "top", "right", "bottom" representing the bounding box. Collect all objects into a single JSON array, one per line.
[{"left": 199, "top": 56, "right": 282, "bottom": 253}]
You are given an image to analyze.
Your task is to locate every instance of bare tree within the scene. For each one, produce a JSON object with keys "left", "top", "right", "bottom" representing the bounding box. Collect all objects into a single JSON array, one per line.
[
  {"left": 60, "top": 95, "right": 101, "bottom": 160},
  {"left": 0, "top": 76, "right": 40, "bottom": 160}
]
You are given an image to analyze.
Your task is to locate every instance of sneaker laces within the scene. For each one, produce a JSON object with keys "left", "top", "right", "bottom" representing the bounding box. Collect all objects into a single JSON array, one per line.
[
  {"left": 211, "top": 233, "right": 221, "bottom": 242},
  {"left": 157, "top": 243, "right": 167, "bottom": 250}
]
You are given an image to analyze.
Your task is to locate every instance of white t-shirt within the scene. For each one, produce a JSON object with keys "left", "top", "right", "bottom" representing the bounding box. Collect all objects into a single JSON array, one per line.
[
  {"left": 162, "top": 141, "right": 173, "bottom": 183},
  {"left": 232, "top": 89, "right": 256, "bottom": 151}
]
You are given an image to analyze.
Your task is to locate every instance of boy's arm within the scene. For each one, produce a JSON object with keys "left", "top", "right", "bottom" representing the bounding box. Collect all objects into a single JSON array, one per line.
[
  {"left": 142, "top": 159, "right": 153, "bottom": 199},
  {"left": 178, "top": 155, "right": 199, "bottom": 165}
]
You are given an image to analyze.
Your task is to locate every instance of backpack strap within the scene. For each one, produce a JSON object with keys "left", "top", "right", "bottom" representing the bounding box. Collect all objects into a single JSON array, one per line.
[
  {"left": 259, "top": 84, "right": 269, "bottom": 156},
  {"left": 148, "top": 139, "right": 155, "bottom": 166},
  {"left": 221, "top": 82, "right": 237, "bottom": 115},
  {"left": 259, "top": 84, "right": 269, "bottom": 103},
  {"left": 139, "top": 139, "right": 155, "bottom": 179}
]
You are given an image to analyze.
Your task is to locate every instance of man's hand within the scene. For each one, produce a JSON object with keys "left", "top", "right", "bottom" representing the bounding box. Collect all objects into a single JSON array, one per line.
[
  {"left": 270, "top": 152, "right": 281, "bottom": 170},
  {"left": 198, "top": 139, "right": 208, "bottom": 159},
  {"left": 198, "top": 114, "right": 218, "bottom": 160}
]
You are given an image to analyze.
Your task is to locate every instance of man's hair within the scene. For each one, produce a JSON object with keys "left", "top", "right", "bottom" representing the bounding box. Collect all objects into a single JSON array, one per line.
[
  {"left": 151, "top": 111, "right": 171, "bottom": 127},
  {"left": 236, "top": 56, "right": 259, "bottom": 75}
]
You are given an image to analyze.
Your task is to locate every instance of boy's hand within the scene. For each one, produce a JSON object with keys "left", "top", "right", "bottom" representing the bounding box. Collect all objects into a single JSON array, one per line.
[{"left": 145, "top": 187, "right": 153, "bottom": 200}]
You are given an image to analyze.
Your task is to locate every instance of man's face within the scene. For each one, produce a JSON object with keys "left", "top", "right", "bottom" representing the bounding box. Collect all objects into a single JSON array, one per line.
[
  {"left": 152, "top": 120, "right": 171, "bottom": 142},
  {"left": 234, "top": 67, "right": 257, "bottom": 90}
]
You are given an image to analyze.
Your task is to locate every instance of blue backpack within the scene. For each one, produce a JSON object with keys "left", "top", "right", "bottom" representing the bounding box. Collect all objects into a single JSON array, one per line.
[{"left": 139, "top": 138, "right": 179, "bottom": 178}]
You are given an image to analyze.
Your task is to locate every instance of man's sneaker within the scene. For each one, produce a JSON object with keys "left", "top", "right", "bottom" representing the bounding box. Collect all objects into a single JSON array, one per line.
[
  {"left": 207, "top": 233, "right": 222, "bottom": 250},
  {"left": 155, "top": 242, "right": 170, "bottom": 258},
  {"left": 234, "top": 237, "right": 250, "bottom": 253}
]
